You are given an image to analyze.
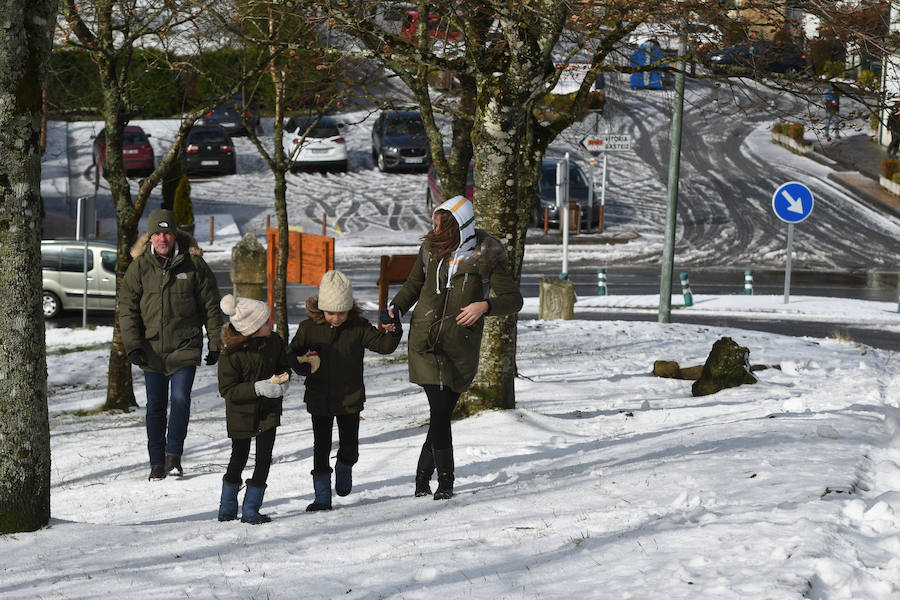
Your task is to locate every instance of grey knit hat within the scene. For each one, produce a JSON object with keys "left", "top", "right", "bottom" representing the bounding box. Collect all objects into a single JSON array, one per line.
[
  {"left": 318, "top": 270, "right": 353, "bottom": 312},
  {"left": 220, "top": 294, "right": 270, "bottom": 335},
  {"left": 148, "top": 209, "right": 177, "bottom": 235}
]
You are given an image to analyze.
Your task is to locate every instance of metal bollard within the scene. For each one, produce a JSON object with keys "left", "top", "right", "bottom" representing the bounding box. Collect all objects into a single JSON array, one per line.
[
  {"left": 744, "top": 269, "right": 753, "bottom": 295},
  {"left": 597, "top": 268, "right": 607, "bottom": 296},
  {"left": 680, "top": 272, "right": 693, "bottom": 307}
]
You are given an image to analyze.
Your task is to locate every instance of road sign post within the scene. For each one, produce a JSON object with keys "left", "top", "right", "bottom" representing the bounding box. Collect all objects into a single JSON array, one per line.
[
  {"left": 772, "top": 182, "right": 814, "bottom": 304},
  {"left": 581, "top": 133, "right": 631, "bottom": 235}
]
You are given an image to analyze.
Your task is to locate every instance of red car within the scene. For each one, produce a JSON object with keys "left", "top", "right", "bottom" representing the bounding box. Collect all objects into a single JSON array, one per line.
[
  {"left": 425, "top": 162, "right": 474, "bottom": 210},
  {"left": 92, "top": 125, "right": 155, "bottom": 179}
]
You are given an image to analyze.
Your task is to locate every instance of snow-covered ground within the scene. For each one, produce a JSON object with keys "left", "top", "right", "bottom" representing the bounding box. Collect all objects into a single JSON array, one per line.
[{"left": 4, "top": 294, "right": 900, "bottom": 599}]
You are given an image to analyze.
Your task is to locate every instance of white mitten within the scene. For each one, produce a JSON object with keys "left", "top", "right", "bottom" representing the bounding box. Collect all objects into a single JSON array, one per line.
[
  {"left": 254, "top": 380, "right": 283, "bottom": 398},
  {"left": 279, "top": 380, "right": 290, "bottom": 396}
]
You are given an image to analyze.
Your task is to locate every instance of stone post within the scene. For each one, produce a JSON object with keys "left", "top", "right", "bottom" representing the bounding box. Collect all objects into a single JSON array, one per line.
[
  {"left": 539, "top": 276, "right": 575, "bottom": 320},
  {"left": 231, "top": 233, "right": 266, "bottom": 300}
]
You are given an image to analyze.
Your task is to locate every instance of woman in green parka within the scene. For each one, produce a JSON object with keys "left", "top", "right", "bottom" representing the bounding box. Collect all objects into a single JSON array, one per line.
[
  {"left": 216, "top": 294, "right": 294, "bottom": 525},
  {"left": 288, "top": 270, "right": 402, "bottom": 511},
  {"left": 386, "top": 195, "right": 523, "bottom": 500}
]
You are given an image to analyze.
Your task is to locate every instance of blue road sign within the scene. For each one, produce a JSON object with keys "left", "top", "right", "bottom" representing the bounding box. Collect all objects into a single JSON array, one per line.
[{"left": 772, "top": 182, "right": 814, "bottom": 224}]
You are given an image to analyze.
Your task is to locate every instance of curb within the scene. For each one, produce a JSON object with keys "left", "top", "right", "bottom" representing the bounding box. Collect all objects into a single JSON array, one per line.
[{"left": 826, "top": 172, "right": 900, "bottom": 219}]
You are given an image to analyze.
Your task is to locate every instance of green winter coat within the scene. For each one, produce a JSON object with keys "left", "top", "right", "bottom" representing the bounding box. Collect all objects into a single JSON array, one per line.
[
  {"left": 217, "top": 333, "right": 290, "bottom": 439},
  {"left": 390, "top": 229, "right": 523, "bottom": 393},
  {"left": 119, "top": 231, "right": 223, "bottom": 375},
  {"left": 288, "top": 297, "right": 401, "bottom": 416}
]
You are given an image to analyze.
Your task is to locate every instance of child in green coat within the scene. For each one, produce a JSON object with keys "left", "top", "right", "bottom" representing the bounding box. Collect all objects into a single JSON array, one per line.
[
  {"left": 216, "top": 294, "right": 295, "bottom": 524},
  {"left": 288, "top": 270, "right": 402, "bottom": 511}
]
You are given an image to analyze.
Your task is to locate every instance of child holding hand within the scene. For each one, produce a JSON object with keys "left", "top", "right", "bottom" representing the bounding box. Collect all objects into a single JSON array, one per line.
[
  {"left": 288, "top": 270, "right": 401, "bottom": 511},
  {"left": 216, "top": 294, "right": 290, "bottom": 524}
]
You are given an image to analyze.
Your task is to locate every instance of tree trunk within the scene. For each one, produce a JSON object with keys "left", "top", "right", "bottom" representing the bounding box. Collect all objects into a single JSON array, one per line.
[
  {"left": 102, "top": 83, "right": 139, "bottom": 411},
  {"left": 459, "top": 77, "right": 542, "bottom": 412},
  {"left": 0, "top": 0, "right": 58, "bottom": 534}
]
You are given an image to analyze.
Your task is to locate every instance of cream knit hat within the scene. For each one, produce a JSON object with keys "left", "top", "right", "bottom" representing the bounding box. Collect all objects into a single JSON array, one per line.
[
  {"left": 318, "top": 270, "right": 353, "bottom": 312},
  {"left": 220, "top": 294, "right": 270, "bottom": 335}
]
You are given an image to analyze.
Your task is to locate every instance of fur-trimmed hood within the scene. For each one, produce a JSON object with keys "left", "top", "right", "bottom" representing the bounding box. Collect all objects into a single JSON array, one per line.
[{"left": 130, "top": 229, "right": 203, "bottom": 260}]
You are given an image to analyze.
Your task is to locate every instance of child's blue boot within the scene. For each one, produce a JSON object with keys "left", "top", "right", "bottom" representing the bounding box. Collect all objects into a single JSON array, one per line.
[
  {"left": 335, "top": 462, "right": 352, "bottom": 497},
  {"left": 217, "top": 477, "right": 240, "bottom": 521},
  {"left": 241, "top": 481, "right": 272, "bottom": 524},
  {"left": 306, "top": 471, "right": 332, "bottom": 511}
]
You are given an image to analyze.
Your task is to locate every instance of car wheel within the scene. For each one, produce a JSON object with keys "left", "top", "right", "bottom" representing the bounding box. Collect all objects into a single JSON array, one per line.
[
  {"left": 377, "top": 151, "right": 387, "bottom": 172},
  {"left": 42, "top": 291, "right": 61, "bottom": 319}
]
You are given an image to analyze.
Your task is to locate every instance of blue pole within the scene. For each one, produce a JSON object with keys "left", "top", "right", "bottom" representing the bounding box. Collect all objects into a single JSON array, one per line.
[
  {"left": 597, "top": 268, "right": 607, "bottom": 296},
  {"left": 744, "top": 269, "right": 753, "bottom": 295},
  {"left": 680, "top": 272, "right": 693, "bottom": 307}
]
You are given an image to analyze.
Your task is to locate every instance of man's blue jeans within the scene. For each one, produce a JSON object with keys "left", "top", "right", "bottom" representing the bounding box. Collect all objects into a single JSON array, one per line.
[{"left": 144, "top": 366, "right": 197, "bottom": 466}]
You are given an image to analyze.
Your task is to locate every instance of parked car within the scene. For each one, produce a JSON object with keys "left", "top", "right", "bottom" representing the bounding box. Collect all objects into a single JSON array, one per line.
[
  {"left": 282, "top": 115, "right": 348, "bottom": 173},
  {"left": 426, "top": 159, "right": 598, "bottom": 229},
  {"left": 92, "top": 125, "right": 154, "bottom": 179},
  {"left": 181, "top": 125, "right": 236, "bottom": 176},
  {"left": 371, "top": 109, "right": 431, "bottom": 172},
  {"left": 41, "top": 239, "right": 118, "bottom": 318},
  {"left": 706, "top": 41, "right": 807, "bottom": 75},
  {"left": 425, "top": 162, "right": 474, "bottom": 210},
  {"left": 200, "top": 93, "right": 260, "bottom": 136}
]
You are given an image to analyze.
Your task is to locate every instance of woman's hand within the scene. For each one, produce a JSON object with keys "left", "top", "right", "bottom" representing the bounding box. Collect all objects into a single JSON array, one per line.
[{"left": 456, "top": 301, "right": 488, "bottom": 327}]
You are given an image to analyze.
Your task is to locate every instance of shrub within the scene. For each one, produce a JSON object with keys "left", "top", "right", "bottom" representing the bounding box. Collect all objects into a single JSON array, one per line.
[
  {"left": 892, "top": 172, "right": 900, "bottom": 185},
  {"left": 173, "top": 175, "right": 193, "bottom": 226},
  {"left": 823, "top": 60, "right": 845, "bottom": 79},
  {"left": 809, "top": 38, "right": 843, "bottom": 75},
  {"left": 881, "top": 158, "right": 898, "bottom": 179},
  {"left": 161, "top": 159, "right": 183, "bottom": 211},
  {"left": 788, "top": 122, "right": 805, "bottom": 140},
  {"left": 870, "top": 114, "right": 881, "bottom": 131},
  {"left": 859, "top": 69, "right": 876, "bottom": 87}
]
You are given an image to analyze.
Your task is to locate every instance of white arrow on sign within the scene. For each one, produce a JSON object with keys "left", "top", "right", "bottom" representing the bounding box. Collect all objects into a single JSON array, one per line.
[{"left": 780, "top": 189, "right": 804, "bottom": 214}]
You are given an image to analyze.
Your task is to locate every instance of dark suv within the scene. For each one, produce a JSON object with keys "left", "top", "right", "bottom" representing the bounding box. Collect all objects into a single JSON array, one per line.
[
  {"left": 201, "top": 93, "right": 260, "bottom": 136},
  {"left": 371, "top": 110, "right": 431, "bottom": 172},
  {"left": 181, "top": 125, "right": 236, "bottom": 176},
  {"left": 706, "top": 41, "right": 807, "bottom": 75}
]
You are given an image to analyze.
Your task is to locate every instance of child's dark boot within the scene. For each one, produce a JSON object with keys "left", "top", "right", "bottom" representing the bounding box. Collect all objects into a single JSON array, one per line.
[
  {"left": 241, "top": 481, "right": 272, "bottom": 524},
  {"left": 217, "top": 477, "right": 241, "bottom": 521},
  {"left": 306, "top": 471, "right": 332, "bottom": 511},
  {"left": 335, "top": 462, "right": 353, "bottom": 496}
]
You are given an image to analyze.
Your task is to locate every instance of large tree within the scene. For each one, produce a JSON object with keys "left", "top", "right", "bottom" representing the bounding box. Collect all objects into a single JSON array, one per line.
[{"left": 0, "top": 0, "right": 58, "bottom": 533}]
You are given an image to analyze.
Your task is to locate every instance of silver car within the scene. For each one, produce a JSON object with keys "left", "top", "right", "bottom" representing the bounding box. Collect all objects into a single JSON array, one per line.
[{"left": 41, "top": 239, "right": 117, "bottom": 318}]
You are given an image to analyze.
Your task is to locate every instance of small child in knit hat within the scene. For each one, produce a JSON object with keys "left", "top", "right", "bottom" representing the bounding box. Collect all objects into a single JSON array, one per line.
[
  {"left": 287, "top": 270, "right": 402, "bottom": 511},
  {"left": 214, "top": 294, "right": 294, "bottom": 525}
]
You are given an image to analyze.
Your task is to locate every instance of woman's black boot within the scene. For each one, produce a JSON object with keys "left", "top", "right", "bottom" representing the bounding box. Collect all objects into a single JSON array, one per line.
[
  {"left": 433, "top": 448, "right": 454, "bottom": 500},
  {"left": 414, "top": 443, "right": 434, "bottom": 497}
]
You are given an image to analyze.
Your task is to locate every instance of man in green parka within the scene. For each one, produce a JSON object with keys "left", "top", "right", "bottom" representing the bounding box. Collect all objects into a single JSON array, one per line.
[{"left": 119, "top": 208, "right": 223, "bottom": 480}]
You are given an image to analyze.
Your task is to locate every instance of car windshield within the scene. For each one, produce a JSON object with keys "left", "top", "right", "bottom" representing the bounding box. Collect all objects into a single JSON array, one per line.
[
  {"left": 295, "top": 121, "right": 340, "bottom": 138},
  {"left": 540, "top": 164, "right": 589, "bottom": 194},
  {"left": 189, "top": 130, "right": 227, "bottom": 145},
  {"left": 123, "top": 132, "right": 147, "bottom": 146},
  {"left": 386, "top": 116, "right": 425, "bottom": 136}
]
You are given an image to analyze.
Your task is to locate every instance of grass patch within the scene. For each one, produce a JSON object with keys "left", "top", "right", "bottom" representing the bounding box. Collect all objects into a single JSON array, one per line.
[{"left": 49, "top": 342, "right": 110, "bottom": 355}]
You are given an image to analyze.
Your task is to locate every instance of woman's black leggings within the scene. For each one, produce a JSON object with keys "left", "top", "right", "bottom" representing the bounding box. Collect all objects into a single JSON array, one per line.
[
  {"left": 311, "top": 413, "right": 360, "bottom": 474},
  {"left": 422, "top": 384, "right": 461, "bottom": 451},
  {"left": 224, "top": 427, "right": 276, "bottom": 487}
]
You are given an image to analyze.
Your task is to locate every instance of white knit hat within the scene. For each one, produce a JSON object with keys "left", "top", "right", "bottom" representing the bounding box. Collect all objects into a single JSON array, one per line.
[
  {"left": 220, "top": 294, "right": 270, "bottom": 335},
  {"left": 318, "top": 270, "right": 354, "bottom": 312}
]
